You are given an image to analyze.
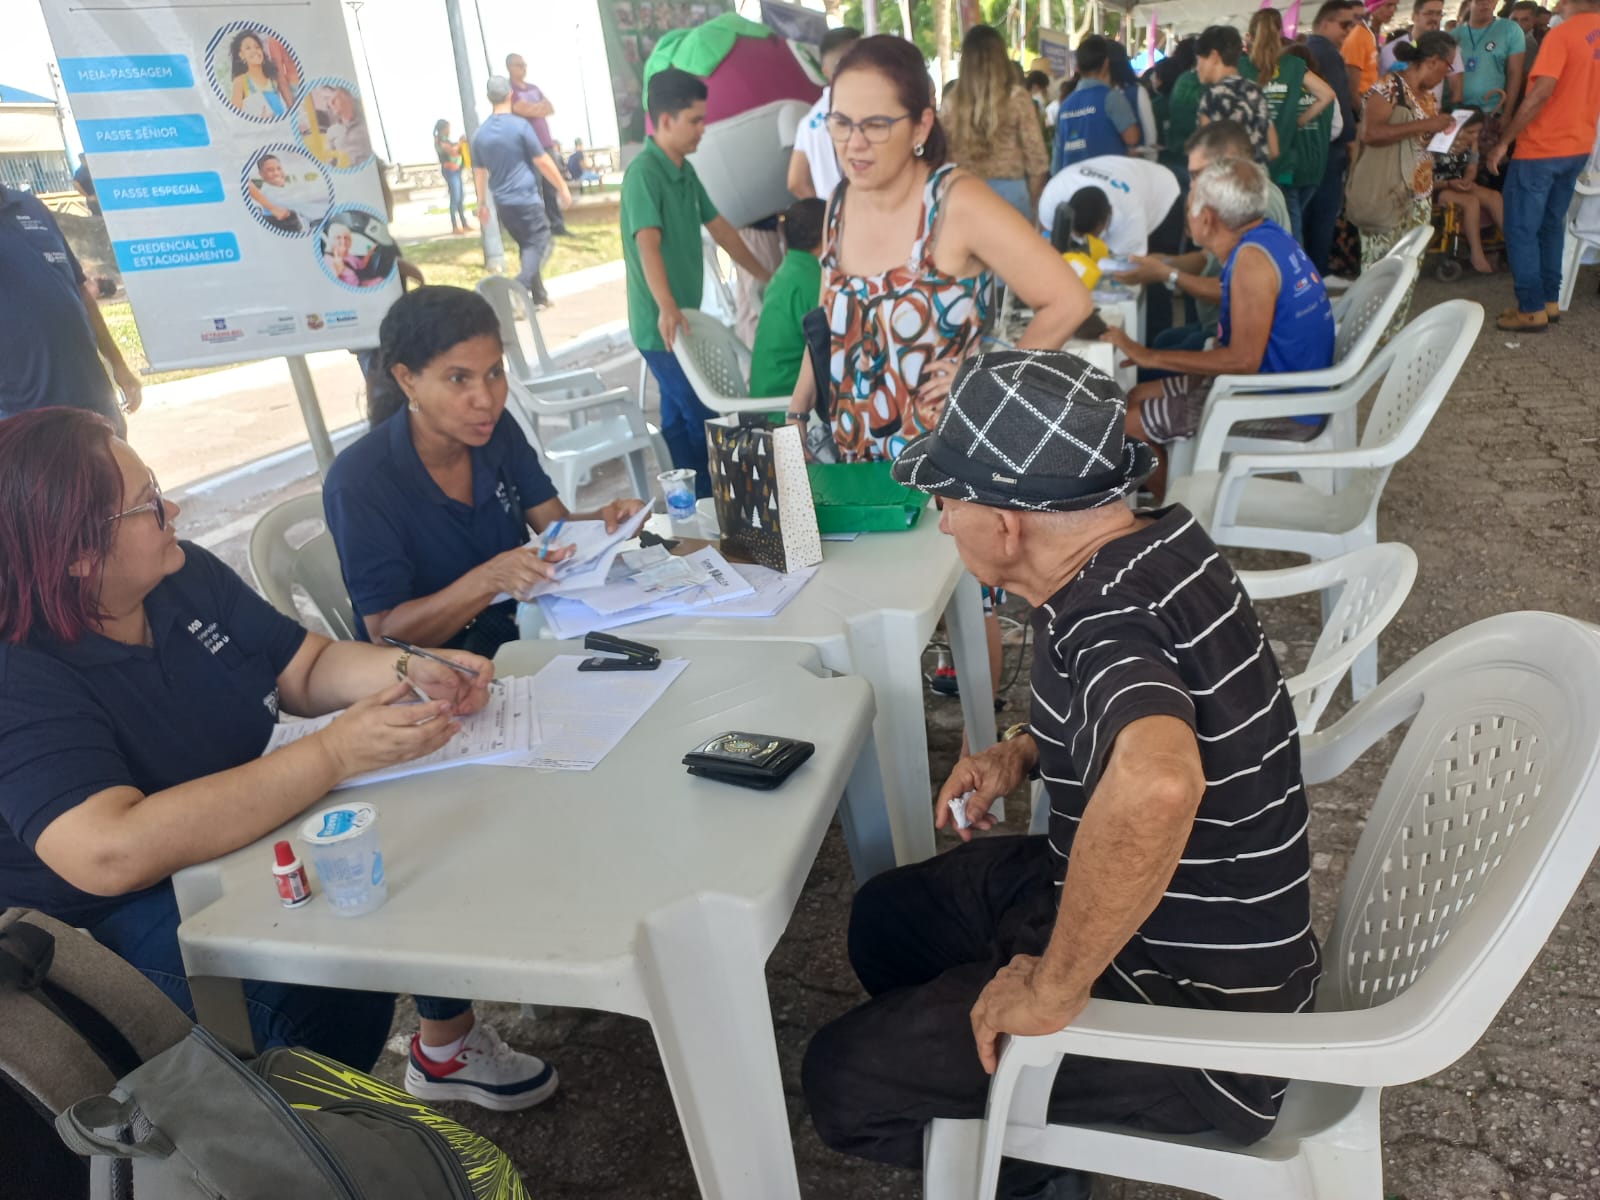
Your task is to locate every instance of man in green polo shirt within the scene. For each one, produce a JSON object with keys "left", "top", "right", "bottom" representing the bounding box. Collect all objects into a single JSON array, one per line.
[{"left": 622, "top": 66, "right": 772, "bottom": 495}]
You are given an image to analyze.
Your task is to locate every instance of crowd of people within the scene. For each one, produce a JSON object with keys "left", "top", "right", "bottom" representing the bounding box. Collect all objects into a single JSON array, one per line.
[{"left": 0, "top": 6, "right": 1597, "bottom": 1198}]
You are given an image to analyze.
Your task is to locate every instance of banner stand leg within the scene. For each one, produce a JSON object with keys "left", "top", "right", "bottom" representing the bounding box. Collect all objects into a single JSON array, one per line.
[{"left": 287, "top": 355, "right": 337, "bottom": 477}]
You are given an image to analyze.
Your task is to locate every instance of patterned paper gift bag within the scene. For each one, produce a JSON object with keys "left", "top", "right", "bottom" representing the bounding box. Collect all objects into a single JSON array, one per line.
[{"left": 705, "top": 416, "right": 823, "bottom": 573}]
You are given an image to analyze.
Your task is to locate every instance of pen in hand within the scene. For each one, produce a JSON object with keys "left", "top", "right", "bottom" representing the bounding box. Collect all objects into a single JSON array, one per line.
[
  {"left": 381, "top": 636, "right": 501, "bottom": 691},
  {"left": 394, "top": 667, "right": 440, "bottom": 724},
  {"left": 537, "top": 518, "right": 566, "bottom": 562}
]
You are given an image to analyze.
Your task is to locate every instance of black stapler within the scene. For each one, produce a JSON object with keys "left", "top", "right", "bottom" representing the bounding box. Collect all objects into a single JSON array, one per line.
[{"left": 578, "top": 631, "right": 662, "bottom": 671}]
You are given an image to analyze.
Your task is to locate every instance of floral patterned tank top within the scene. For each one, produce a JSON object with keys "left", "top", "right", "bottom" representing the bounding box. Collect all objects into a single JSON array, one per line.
[{"left": 822, "top": 164, "right": 993, "bottom": 463}]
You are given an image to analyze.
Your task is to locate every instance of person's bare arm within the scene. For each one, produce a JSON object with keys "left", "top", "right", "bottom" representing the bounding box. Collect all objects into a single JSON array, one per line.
[
  {"left": 1347, "top": 64, "right": 1364, "bottom": 103},
  {"left": 1502, "top": 51, "right": 1525, "bottom": 116},
  {"left": 1446, "top": 70, "right": 1464, "bottom": 105},
  {"left": 706, "top": 214, "right": 774, "bottom": 284},
  {"left": 633, "top": 225, "right": 689, "bottom": 349},
  {"left": 1300, "top": 71, "right": 1336, "bottom": 125},
  {"left": 532, "top": 153, "right": 572, "bottom": 208},
  {"left": 1104, "top": 241, "right": 1278, "bottom": 375},
  {"left": 1121, "top": 123, "right": 1142, "bottom": 147},
  {"left": 787, "top": 149, "right": 818, "bottom": 199},
  {"left": 30, "top": 628, "right": 502, "bottom": 897},
  {"left": 970, "top": 714, "right": 1206, "bottom": 1071},
  {"left": 1268, "top": 122, "right": 1281, "bottom": 161},
  {"left": 1360, "top": 88, "right": 1454, "bottom": 145},
  {"left": 473, "top": 165, "right": 489, "bottom": 214},
  {"left": 1486, "top": 73, "right": 1554, "bottom": 171},
  {"left": 952, "top": 175, "right": 1093, "bottom": 350},
  {"left": 79, "top": 281, "right": 141, "bottom": 414}
]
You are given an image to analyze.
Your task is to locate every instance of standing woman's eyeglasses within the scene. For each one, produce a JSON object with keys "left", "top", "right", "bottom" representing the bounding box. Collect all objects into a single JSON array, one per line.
[
  {"left": 824, "top": 113, "right": 913, "bottom": 143},
  {"left": 107, "top": 475, "right": 166, "bottom": 532}
]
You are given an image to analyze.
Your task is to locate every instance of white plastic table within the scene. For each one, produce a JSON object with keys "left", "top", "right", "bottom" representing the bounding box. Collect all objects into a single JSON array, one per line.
[
  {"left": 623, "top": 504, "right": 997, "bottom": 866},
  {"left": 175, "top": 639, "right": 886, "bottom": 1200}
]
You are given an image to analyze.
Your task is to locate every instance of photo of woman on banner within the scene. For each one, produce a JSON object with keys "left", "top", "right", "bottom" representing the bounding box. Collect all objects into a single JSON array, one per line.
[
  {"left": 242, "top": 146, "right": 332, "bottom": 236},
  {"left": 296, "top": 80, "right": 374, "bottom": 172},
  {"left": 317, "top": 209, "right": 398, "bottom": 290},
  {"left": 207, "top": 23, "right": 301, "bottom": 121}
]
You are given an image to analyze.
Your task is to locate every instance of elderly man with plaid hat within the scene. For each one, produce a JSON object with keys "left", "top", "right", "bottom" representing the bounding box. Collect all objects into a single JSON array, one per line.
[{"left": 802, "top": 350, "right": 1319, "bottom": 1200}]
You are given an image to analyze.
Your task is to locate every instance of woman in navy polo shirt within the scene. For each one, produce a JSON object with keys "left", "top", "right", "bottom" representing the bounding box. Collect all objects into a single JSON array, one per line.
[
  {"left": 325, "top": 286, "right": 645, "bottom": 656},
  {"left": 0, "top": 409, "right": 560, "bottom": 1109}
]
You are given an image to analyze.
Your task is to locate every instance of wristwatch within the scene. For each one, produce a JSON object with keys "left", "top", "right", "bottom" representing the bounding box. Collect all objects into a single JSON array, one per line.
[
  {"left": 1164, "top": 267, "right": 1181, "bottom": 293},
  {"left": 1001, "top": 722, "right": 1041, "bottom": 781}
]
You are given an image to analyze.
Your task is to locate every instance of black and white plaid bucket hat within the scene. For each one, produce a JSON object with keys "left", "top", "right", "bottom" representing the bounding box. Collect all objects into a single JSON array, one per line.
[{"left": 891, "top": 349, "right": 1154, "bottom": 511}]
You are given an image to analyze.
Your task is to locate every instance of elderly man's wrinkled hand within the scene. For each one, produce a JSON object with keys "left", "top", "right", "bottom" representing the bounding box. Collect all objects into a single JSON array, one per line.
[
  {"left": 971, "top": 955, "right": 1089, "bottom": 1074},
  {"left": 935, "top": 736, "right": 1035, "bottom": 841}
]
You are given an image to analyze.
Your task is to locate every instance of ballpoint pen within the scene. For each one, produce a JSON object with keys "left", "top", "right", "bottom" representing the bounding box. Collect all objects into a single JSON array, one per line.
[
  {"left": 537, "top": 518, "right": 566, "bottom": 561},
  {"left": 382, "top": 636, "right": 502, "bottom": 689}
]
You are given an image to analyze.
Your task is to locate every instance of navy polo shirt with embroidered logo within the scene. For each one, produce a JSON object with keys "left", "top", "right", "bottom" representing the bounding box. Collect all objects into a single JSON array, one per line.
[
  {"left": 0, "top": 544, "right": 307, "bottom": 927},
  {"left": 0, "top": 185, "right": 120, "bottom": 423},
  {"left": 323, "top": 408, "right": 559, "bottom": 641}
]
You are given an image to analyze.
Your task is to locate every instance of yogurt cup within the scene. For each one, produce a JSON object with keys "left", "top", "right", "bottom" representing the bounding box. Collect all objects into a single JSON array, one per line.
[{"left": 299, "top": 803, "right": 387, "bottom": 917}]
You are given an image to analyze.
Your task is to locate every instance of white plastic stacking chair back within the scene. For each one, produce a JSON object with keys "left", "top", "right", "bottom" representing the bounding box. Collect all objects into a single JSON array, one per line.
[
  {"left": 1383, "top": 222, "right": 1433, "bottom": 270},
  {"left": 1305, "top": 613, "right": 1600, "bottom": 1025},
  {"left": 678, "top": 309, "right": 752, "bottom": 401},
  {"left": 476, "top": 275, "right": 555, "bottom": 382},
  {"left": 700, "top": 229, "right": 739, "bottom": 328},
  {"left": 1330, "top": 299, "right": 1481, "bottom": 518},
  {"left": 1329, "top": 256, "right": 1411, "bottom": 357},
  {"left": 248, "top": 492, "right": 358, "bottom": 640},
  {"left": 1237, "top": 543, "right": 1418, "bottom": 735}
]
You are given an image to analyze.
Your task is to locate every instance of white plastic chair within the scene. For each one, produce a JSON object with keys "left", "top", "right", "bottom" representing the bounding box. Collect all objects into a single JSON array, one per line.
[
  {"left": 1382, "top": 222, "right": 1433, "bottom": 274},
  {"left": 672, "top": 309, "right": 792, "bottom": 415},
  {"left": 636, "top": 235, "right": 743, "bottom": 418},
  {"left": 1026, "top": 543, "right": 1419, "bottom": 835},
  {"left": 1164, "top": 255, "right": 1417, "bottom": 489},
  {"left": 1165, "top": 299, "right": 1482, "bottom": 693},
  {"left": 476, "top": 275, "right": 613, "bottom": 403},
  {"left": 248, "top": 492, "right": 358, "bottom": 641},
  {"left": 939, "top": 610, "right": 1600, "bottom": 1200},
  {"left": 477, "top": 276, "right": 666, "bottom": 507}
]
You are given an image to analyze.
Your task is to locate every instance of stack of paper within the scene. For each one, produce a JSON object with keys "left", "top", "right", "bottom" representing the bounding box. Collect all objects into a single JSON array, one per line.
[
  {"left": 501, "top": 655, "right": 688, "bottom": 772},
  {"left": 524, "top": 507, "right": 653, "bottom": 597},
  {"left": 538, "top": 549, "right": 818, "bottom": 640},
  {"left": 264, "top": 675, "right": 544, "bottom": 788}
]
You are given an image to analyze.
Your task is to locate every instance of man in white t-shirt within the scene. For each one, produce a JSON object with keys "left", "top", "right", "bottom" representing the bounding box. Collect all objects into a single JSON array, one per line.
[
  {"left": 1381, "top": 0, "right": 1465, "bottom": 101},
  {"left": 788, "top": 27, "right": 861, "bottom": 203},
  {"left": 1037, "top": 154, "right": 1182, "bottom": 257},
  {"left": 247, "top": 153, "right": 330, "bottom": 232}
]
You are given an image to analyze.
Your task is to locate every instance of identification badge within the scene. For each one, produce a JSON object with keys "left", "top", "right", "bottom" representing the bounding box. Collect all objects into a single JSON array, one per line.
[{"left": 1465, "top": 55, "right": 1478, "bottom": 71}]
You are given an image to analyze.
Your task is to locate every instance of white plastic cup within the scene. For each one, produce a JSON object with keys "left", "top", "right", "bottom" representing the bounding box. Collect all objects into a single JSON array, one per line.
[
  {"left": 657, "top": 468, "right": 698, "bottom": 531},
  {"left": 299, "top": 803, "right": 387, "bottom": 917}
]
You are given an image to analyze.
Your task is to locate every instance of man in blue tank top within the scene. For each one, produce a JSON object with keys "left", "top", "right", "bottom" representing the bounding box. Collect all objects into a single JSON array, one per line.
[
  {"left": 1101, "top": 156, "right": 1334, "bottom": 497},
  {"left": 1054, "top": 36, "right": 1142, "bottom": 171}
]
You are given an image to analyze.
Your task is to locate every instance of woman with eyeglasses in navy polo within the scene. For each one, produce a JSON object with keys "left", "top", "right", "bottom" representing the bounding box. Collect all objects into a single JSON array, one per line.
[
  {"left": 0, "top": 409, "right": 562, "bottom": 1107},
  {"left": 324, "top": 286, "right": 646, "bottom": 657}
]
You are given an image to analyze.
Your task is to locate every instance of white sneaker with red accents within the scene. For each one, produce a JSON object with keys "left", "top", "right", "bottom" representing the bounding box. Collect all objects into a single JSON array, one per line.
[{"left": 403, "top": 1022, "right": 559, "bottom": 1111}]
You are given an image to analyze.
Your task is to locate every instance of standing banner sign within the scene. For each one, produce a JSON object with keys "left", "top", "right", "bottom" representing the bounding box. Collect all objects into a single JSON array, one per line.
[
  {"left": 1037, "top": 28, "right": 1076, "bottom": 80},
  {"left": 38, "top": 0, "right": 398, "bottom": 370}
]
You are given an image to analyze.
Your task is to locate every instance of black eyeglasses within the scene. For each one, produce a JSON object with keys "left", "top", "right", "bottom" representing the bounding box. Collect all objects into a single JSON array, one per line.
[
  {"left": 107, "top": 474, "right": 166, "bottom": 532},
  {"left": 825, "top": 112, "right": 912, "bottom": 144}
]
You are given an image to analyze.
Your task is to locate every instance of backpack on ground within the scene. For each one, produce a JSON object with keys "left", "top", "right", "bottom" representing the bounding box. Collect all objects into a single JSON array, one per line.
[{"left": 0, "top": 908, "right": 532, "bottom": 1200}]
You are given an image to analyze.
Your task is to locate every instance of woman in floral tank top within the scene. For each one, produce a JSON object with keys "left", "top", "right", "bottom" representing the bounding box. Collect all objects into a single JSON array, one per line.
[{"left": 784, "top": 35, "right": 1093, "bottom": 464}]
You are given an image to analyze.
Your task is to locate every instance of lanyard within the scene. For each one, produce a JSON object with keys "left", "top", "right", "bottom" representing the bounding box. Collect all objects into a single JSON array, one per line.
[{"left": 1462, "top": 20, "right": 1492, "bottom": 54}]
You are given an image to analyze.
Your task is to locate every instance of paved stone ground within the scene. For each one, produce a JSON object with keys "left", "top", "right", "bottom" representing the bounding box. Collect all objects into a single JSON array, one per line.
[{"left": 214, "top": 271, "right": 1600, "bottom": 1200}]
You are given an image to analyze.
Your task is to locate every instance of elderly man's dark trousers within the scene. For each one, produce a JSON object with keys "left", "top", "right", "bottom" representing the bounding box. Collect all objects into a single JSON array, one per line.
[{"left": 801, "top": 836, "right": 1209, "bottom": 1169}]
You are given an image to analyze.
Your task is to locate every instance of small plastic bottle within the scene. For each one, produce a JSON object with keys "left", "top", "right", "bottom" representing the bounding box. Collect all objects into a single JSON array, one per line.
[{"left": 272, "top": 839, "right": 311, "bottom": 908}]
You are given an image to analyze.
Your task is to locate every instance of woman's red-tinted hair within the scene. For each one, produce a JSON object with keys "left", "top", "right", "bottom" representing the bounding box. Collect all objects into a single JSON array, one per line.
[
  {"left": 0, "top": 408, "right": 121, "bottom": 644},
  {"left": 832, "top": 35, "right": 950, "bottom": 169}
]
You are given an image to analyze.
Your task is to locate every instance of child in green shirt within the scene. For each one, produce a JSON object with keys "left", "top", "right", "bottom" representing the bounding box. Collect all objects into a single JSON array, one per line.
[{"left": 748, "top": 198, "right": 826, "bottom": 399}]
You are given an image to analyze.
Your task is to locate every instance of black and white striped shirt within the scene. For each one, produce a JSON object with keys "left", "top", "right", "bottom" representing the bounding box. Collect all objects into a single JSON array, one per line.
[{"left": 1030, "top": 506, "right": 1320, "bottom": 1143}]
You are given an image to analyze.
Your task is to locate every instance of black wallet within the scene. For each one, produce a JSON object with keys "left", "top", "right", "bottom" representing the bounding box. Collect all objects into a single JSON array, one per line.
[{"left": 683, "top": 732, "right": 816, "bottom": 790}]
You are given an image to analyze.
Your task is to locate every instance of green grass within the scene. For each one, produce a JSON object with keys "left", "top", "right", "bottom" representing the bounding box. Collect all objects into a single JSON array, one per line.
[{"left": 104, "top": 212, "right": 622, "bottom": 385}]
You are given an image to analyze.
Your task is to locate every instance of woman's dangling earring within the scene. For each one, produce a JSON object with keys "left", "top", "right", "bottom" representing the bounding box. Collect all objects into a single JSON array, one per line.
[
  {"left": 913, "top": 142, "right": 925, "bottom": 158},
  {"left": 408, "top": 400, "right": 420, "bottom": 413}
]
